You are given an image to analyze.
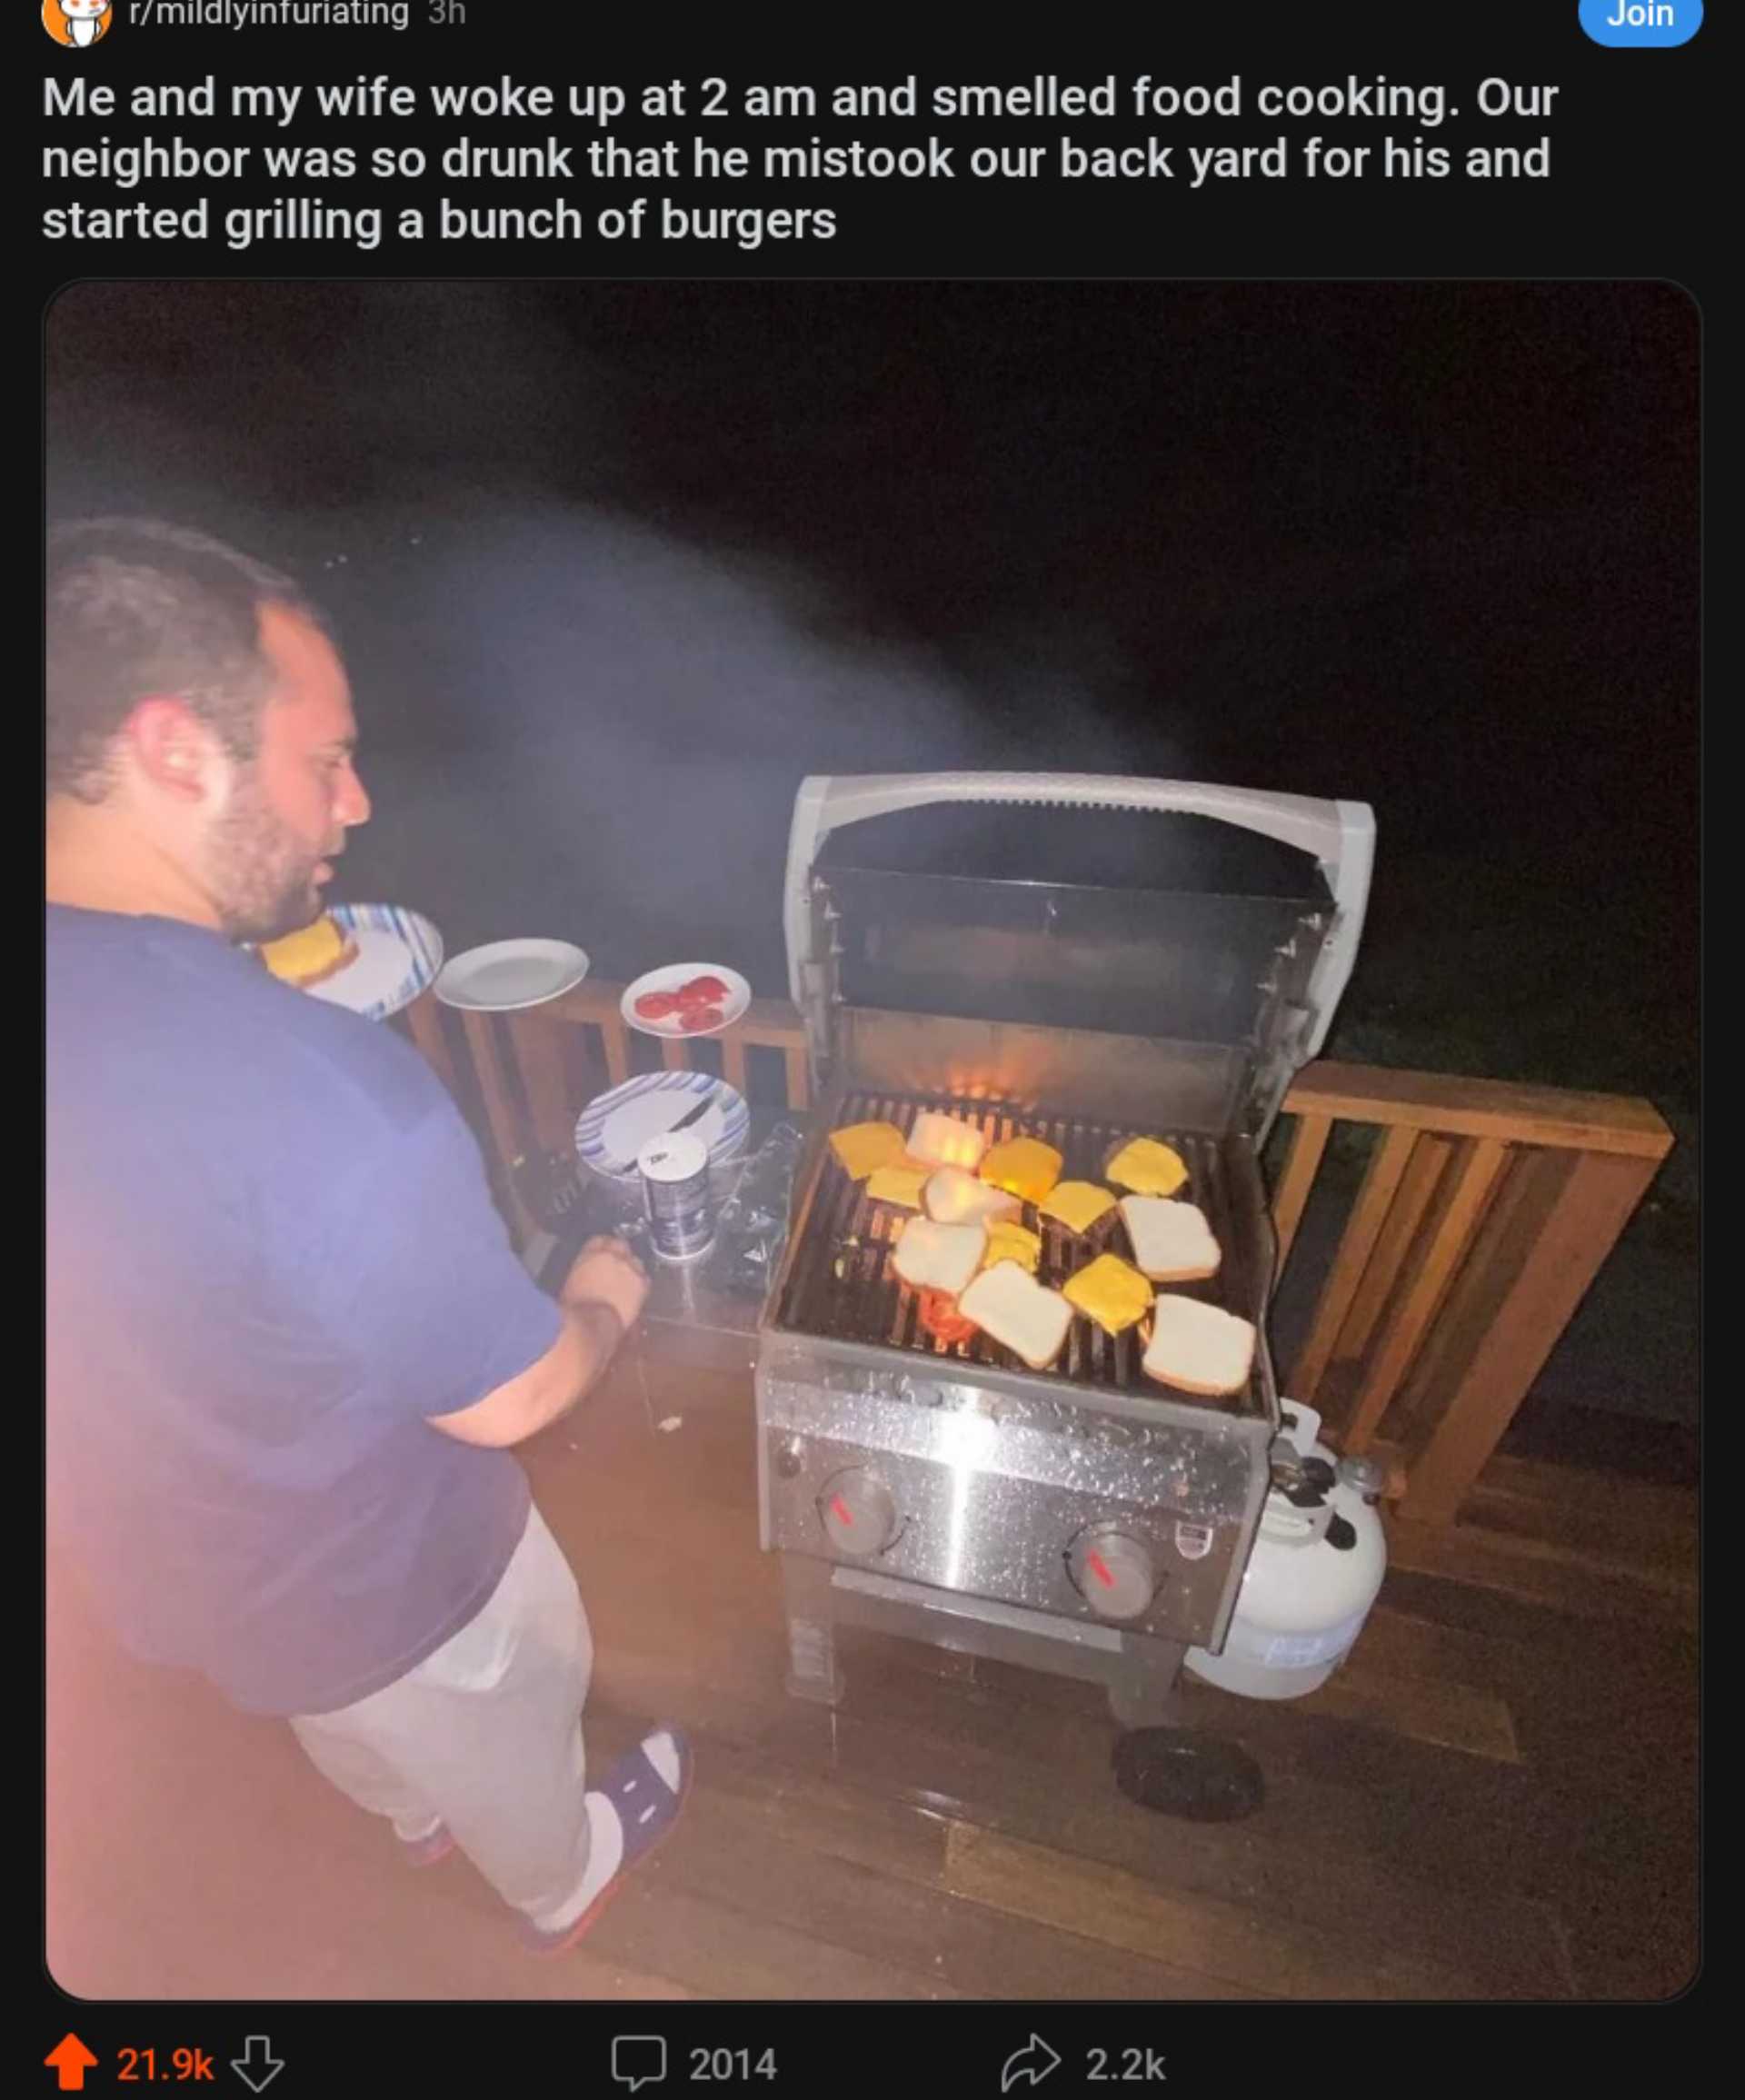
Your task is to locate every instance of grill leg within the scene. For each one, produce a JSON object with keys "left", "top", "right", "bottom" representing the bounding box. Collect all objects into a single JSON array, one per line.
[
  {"left": 781, "top": 1555, "right": 846, "bottom": 1707},
  {"left": 1108, "top": 1634, "right": 1188, "bottom": 1730}
]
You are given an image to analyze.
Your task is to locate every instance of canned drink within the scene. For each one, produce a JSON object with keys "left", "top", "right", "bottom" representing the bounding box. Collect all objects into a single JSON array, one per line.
[{"left": 637, "top": 1129, "right": 716, "bottom": 1261}]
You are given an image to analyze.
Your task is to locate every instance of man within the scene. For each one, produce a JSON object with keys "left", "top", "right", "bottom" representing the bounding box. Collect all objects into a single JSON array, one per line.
[{"left": 45, "top": 516, "right": 689, "bottom": 1957}]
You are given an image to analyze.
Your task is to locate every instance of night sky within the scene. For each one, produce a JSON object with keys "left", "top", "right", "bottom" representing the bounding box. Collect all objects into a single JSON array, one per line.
[{"left": 45, "top": 281, "right": 1699, "bottom": 1110}]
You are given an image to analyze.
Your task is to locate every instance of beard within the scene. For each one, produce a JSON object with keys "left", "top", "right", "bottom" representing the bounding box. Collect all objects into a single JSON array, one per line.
[{"left": 204, "top": 773, "right": 330, "bottom": 945}]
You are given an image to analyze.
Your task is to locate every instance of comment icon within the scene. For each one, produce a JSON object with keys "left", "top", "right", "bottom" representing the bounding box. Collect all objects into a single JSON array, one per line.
[{"left": 612, "top": 2035, "right": 669, "bottom": 2092}]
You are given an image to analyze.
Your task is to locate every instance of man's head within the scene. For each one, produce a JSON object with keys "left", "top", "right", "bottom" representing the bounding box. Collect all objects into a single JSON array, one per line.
[{"left": 46, "top": 517, "right": 370, "bottom": 942}]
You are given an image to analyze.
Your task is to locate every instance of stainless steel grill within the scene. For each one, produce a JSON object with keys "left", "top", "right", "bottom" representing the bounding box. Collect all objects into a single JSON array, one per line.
[
  {"left": 773, "top": 1089, "right": 1269, "bottom": 1413},
  {"left": 755, "top": 771, "right": 1374, "bottom": 1731}
]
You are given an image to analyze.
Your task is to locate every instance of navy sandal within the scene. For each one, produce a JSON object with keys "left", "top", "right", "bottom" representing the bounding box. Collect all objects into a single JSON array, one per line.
[{"left": 524, "top": 1726, "right": 693, "bottom": 1955}]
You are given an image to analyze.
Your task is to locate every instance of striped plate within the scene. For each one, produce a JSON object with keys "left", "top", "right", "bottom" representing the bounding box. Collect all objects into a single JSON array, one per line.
[
  {"left": 575, "top": 1069, "right": 751, "bottom": 1185},
  {"left": 304, "top": 902, "right": 444, "bottom": 1022}
]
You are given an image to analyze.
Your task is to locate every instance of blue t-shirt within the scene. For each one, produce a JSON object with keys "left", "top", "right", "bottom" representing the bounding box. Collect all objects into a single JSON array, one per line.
[{"left": 45, "top": 906, "right": 563, "bottom": 1717}]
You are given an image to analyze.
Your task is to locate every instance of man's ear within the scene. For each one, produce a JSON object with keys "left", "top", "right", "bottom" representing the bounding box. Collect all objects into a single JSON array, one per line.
[{"left": 124, "top": 701, "right": 227, "bottom": 805}]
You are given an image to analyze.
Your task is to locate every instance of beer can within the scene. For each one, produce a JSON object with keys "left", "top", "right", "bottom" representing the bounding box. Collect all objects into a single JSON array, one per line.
[{"left": 636, "top": 1129, "right": 716, "bottom": 1261}]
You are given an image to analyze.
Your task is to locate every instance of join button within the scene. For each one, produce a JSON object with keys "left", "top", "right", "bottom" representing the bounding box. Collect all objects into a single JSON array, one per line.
[{"left": 1579, "top": 0, "right": 1702, "bottom": 45}]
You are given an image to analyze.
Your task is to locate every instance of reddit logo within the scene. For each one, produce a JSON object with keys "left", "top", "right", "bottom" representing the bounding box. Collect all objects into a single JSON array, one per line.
[{"left": 44, "top": 0, "right": 113, "bottom": 45}]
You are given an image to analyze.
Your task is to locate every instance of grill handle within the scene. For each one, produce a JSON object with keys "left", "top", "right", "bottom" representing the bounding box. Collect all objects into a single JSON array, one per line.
[{"left": 784, "top": 771, "right": 1374, "bottom": 1064}]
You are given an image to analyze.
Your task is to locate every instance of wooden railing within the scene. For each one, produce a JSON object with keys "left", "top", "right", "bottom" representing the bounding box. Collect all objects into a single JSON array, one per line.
[
  {"left": 400, "top": 986, "right": 1676, "bottom": 1533},
  {"left": 1270, "top": 1064, "right": 1674, "bottom": 1525}
]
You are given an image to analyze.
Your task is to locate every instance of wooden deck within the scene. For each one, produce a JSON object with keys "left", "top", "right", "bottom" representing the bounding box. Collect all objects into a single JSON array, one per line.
[{"left": 47, "top": 1345, "right": 1696, "bottom": 2004}]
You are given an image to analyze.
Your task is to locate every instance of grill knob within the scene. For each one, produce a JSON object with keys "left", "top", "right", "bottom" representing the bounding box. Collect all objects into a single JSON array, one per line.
[
  {"left": 818, "top": 1469, "right": 899, "bottom": 1558},
  {"left": 774, "top": 1437, "right": 804, "bottom": 1479},
  {"left": 1068, "top": 1529, "right": 1157, "bottom": 1622}
]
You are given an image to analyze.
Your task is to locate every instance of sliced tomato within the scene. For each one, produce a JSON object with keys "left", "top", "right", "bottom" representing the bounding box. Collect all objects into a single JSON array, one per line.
[
  {"left": 916, "top": 1288, "right": 978, "bottom": 1346},
  {"left": 634, "top": 990, "right": 681, "bottom": 1020},
  {"left": 680, "top": 973, "right": 730, "bottom": 1001},
  {"left": 678, "top": 1005, "right": 724, "bottom": 1031}
]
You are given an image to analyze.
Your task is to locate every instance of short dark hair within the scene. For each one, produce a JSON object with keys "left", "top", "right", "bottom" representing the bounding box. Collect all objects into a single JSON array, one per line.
[{"left": 45, "top": 517, "right": 329, "bottom": 802}]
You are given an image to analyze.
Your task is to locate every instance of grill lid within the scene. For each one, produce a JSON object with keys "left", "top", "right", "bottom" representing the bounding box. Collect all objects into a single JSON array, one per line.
[{"left": 784, "top": 773, "right": 1374, "bottom": 1140}]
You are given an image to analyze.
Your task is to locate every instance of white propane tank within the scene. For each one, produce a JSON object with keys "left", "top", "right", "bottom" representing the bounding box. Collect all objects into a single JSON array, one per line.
[{"left": 1184, "top": 1403, "right": 1387, "bottom": 1701}]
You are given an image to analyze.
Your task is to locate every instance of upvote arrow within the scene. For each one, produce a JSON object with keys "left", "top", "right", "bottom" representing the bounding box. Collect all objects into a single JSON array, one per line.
[
  {"left": 45, "top": 2035, "right": 100, "bottom": 2093},
  {"left": 231, "top": 2036, "right": 284, "bottom": 2094}
]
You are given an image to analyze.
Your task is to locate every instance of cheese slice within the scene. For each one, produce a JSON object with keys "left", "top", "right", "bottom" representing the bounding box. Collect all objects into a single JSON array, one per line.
[
  {"left": 1106, "top": 1137, "right": 1191, "bottom": 1198},
  {"left": 979, "top": 1136, "right": 1064, "bottom": 1206},
  {"left": 891, "top": 1217, "right": 988, "bottom": 1298},
  {"left": 924, "top": 1166, "right": 1021, "bottom": 1226},
  {"left": 1142, "top": 1295, "right": 1256, "bottom": 1398},
  {"left": 982, "top": 1219, "right": 1042, "bottom": 1276},
  {"left": 1038, "top": 1180, "right": 1118, "bottom": 1235},
  {"left": 865, "top": 1164, "right": 929, "bottom": 1209},
  {"left": 906, "top": 1111, "right": 990, "bottom": 1172},
  {"left": 259, "top": 912, "right": 354, "bottom": 988},
  {"left": 1062, "top": 1253, "right": 1154, "bottom": 1336},
  {"left": 829, "top": 1120, "right": 911, "bottom": 1180}
]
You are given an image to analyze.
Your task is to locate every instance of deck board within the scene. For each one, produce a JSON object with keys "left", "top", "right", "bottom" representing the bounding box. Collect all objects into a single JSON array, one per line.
[{"left": 46, "top": 1341, "right": 1694, "bottom": 2002}]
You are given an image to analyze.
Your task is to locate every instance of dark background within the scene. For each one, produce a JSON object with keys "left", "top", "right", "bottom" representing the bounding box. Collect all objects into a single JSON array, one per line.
[
  {"left": 45, "top": 278, "right": 1700, "bottom": 1428},
  {"left": 45, "top": 280, "right": 1699, "bottom": 1100}
]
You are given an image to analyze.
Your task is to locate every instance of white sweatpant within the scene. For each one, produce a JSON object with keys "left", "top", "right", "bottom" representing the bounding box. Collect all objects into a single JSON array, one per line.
[{"left": 289, "top": 1503, "right": 593, "bottom": 1929}]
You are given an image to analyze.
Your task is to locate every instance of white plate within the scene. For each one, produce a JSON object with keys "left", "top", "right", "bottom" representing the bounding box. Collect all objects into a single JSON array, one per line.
[
  {"left": 574, "top": 1070, "right": 752, "bottom": 1180},
  {"left": 302, "top": 904, "right": 444, "bottom": 1021},
  {"left": 435, "top": 938, "right": 591, "bottom": 1012},
  {"left": 621, "top": 961, "right": 752, "bottom": 1040}
]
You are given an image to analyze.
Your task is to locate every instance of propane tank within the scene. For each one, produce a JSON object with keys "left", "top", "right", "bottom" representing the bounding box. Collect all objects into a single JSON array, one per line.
[{"left": 1183, "top": 1403, "right": 1387, "bottom": 1701}]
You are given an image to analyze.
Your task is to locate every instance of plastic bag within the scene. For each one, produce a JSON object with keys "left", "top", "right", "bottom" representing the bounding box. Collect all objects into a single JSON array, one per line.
[{"left": 703, "top": 1123, "right": 806, "bottom": 1299}]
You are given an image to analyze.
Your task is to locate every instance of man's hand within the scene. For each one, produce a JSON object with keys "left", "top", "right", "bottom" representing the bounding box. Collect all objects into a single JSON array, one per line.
[{"left": 561, "top": 1235, "right": 651, "bottom": 1336}]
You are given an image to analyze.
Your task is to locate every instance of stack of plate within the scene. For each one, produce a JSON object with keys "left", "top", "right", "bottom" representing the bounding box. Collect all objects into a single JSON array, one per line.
[{"left": 574, "top": 1070, "right": 751, "bottom": 1217}]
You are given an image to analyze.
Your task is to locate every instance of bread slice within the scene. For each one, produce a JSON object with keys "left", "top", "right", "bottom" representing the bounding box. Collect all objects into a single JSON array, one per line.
[
  {"left": 1120, "top": 1196, "right": 1222, "bottom": 1281},
  {"left": 1106, "top": 1136, "right": 1191, "bottom": 1198},
  {"left": 958, "top": 1262, "right": 1074, "bottom": 1370},
  {"left": 906, "top": 1110, "right": 990, "bottom": 1172},
  {"left": 924, "top": 1165, "right": 1021, "bottom": 1226},
  {"left": 1062, "top": 1252, "right": 1154, "bottom": 1336},
  {"left": 979, "top": 1136, "right": 1063, "bottom": 1205},
  {"left": 891, "top": 1217, "right": 988, "bottom": 1298},
  {"left": 982, "top": 1219, "right": 1042, "bottom": 1275},
  {"left": 1142, "top": 1295, "right": 1256, "bottom": 1397},
  {"left": 1037, "top": 1180, "right": 1118, "bottom": 1235},
  {"left": 830, "top": 1120, "right": 912, "bottom": 1180},
  {"left": 865, "top": 1164, "right": 928, "bottom": 1209}
]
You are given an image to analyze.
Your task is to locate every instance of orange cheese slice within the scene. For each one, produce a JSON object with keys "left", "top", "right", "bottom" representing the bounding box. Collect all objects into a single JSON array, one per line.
[
  {"left": 982, "top": 1219, "right": 1043, "bottom": 1275},
  {"left": 1038, "top": 1180, "right": 1118, "bottom": 1234},
  {"left": 865, "top": 1164, "right": 929, "bottom": 1209},
  {"left": 1105, "top": 1137, "right": 1190, "bottom": 1198},
  {"left": 1062, "top": 1253, "right": 1154, "bottom": 1336},
  {"left": 829, "top": 1121, "right": 911, "bottom": 1180},
  {"left": 979, "top": 1136, "right": 1064, "bottom": 1205}
]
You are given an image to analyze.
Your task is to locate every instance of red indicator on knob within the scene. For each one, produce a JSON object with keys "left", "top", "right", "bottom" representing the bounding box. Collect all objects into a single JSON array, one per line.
[
  {"left": 831, "top": 1495, "right": 854, "bottom": 1527},
  {"left": 1088, "top": 1549, "right": 1115, "bottom": 1588}
]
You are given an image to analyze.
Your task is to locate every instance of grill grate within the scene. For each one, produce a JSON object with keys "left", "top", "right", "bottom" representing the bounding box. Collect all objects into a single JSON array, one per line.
[{"left": 772, "top": 1090, "right": 1268, "bottom": 1412}]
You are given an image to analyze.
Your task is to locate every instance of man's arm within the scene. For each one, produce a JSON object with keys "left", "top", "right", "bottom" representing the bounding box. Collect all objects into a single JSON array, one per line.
[{"left": 426, "top": 1238, "right": 651, "bottom": 1449}]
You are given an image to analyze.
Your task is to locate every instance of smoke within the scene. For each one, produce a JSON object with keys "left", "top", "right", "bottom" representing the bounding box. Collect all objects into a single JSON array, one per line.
[
  {"left": 47, "top": 283, "right": 1192, "bottom": 990},
  {"left": 326, "top": 498, "right": 1186, "bottom": 987}
]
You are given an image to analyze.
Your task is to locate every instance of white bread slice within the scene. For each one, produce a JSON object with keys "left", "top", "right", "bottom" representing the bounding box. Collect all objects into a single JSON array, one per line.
[
  {"left": 1120, "top": 1196, "right": 1222, "bottom": 1281},
  {"left": 924, "top": 1165, "right": 1022, "bottom": 1226},
  {"left": 958, "top": 1262, "right": 1074, "bottom": 1371},
  {"left": 1142, "top": 1295, "right": 1256, "bottom": 1397},
  {"left": 891, "top": 1217, "right": 988, "bottom": 1298},
  {"left": 906, "top": 1110, "right": 990, "bottom": 1172}
]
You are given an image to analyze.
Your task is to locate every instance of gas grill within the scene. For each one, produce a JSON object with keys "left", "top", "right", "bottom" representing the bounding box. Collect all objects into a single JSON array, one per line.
[{"left": 756, "top": 773, "right": 1373, "bottom": 1727}]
